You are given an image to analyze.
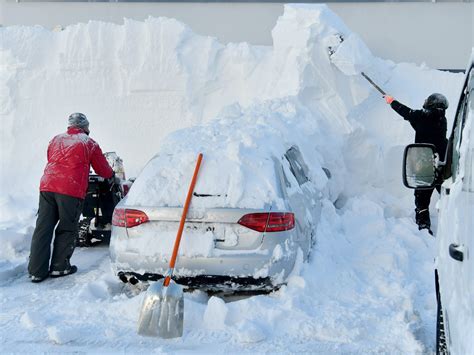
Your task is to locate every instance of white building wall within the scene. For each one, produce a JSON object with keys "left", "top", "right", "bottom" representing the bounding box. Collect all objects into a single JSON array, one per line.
[{"left": 1, "top": 1, "right": 472, "bottom": 69}]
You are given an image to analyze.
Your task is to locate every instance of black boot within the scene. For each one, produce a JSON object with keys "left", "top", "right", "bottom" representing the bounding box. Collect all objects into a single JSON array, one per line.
[{"left": 415, "top": 208, "right": 433, "bottom": 235}]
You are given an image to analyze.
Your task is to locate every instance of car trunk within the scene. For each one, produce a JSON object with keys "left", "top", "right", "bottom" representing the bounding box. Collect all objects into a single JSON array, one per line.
[{"left": 124, "top": 206, "right": 266, "bottom": 250}]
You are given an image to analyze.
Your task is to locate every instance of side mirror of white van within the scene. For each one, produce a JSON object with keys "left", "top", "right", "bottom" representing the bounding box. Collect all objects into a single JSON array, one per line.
[{"left": 402, "top": 143, "right": 439, "bottom": 189}]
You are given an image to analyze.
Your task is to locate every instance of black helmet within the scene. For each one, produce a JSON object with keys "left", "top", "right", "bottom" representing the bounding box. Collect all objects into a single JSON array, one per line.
[{"left": 423, "top": 93, "right": 449, "bottom": 110}]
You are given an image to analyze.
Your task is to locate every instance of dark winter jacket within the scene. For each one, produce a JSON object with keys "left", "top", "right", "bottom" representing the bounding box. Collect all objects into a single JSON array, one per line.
[
  {"left": 39, "top": 127, "right": 114, "bottom": 199},
  {"left": 390, "top": 100, "right": 448, "bottom": 158}
]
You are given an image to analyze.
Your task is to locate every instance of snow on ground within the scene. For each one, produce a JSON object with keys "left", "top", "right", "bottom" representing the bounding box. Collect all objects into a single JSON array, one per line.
[
  {"left": 0, "top": 4, "right": 465, "bottom": 354},
  {"left": 0, "top": 197, "right": 437, "bottom": 353}
]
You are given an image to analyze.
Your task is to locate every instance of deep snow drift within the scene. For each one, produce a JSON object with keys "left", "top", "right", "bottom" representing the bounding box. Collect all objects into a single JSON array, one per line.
[
  {"left": 0, "top": 4, "right": 461, "bottom": 207},
  {"left": 0, "top": 4, "right": 465, "bottom": 353}
]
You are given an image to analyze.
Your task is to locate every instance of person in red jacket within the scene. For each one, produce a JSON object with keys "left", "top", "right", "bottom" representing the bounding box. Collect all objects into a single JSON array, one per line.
[{"left": 28, "top": 113, "right": 114, "bottom": 282}]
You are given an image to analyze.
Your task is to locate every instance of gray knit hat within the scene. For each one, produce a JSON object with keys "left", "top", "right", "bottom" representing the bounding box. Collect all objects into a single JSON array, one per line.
[{"left": 68, "top": 112, "right": 89, "bottom": 130}]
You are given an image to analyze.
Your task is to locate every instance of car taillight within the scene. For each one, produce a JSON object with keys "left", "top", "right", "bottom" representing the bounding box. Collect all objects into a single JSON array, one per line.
[
  {"left": 238, "top": 212, "right": 295, "bottom": 232},
  {"left": 112, "top": 208, "right": 149, "bottom": 228}
]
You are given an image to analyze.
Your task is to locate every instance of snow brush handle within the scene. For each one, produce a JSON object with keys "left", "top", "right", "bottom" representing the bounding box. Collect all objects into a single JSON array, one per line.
[
  {"left": 361, "top": 72, "right": 386, "bottom": 96},
  {"left": 164, "top": 153, "right": 203, "bottom": 287}
]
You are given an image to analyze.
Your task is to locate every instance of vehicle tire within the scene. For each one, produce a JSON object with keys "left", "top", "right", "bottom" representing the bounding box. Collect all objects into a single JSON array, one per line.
[
  {"left": 436, "top": 291, "right": 448, "bottom": 355},
  {"left": 76, "top": 218, "right": 92, "bottom": 247}
]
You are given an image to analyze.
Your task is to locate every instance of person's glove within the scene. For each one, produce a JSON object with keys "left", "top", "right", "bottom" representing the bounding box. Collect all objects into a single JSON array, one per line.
[{"left": 384, "top": 95, "right": 394, "bottom": 104}]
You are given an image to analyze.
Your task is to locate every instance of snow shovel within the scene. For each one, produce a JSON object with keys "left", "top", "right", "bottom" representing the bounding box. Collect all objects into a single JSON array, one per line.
[
  {"left": 137, "top": 153, "right": 203, "bottom": 338},
  {"left": 326, "top": 34, "right": 386, "bottom": 96}
]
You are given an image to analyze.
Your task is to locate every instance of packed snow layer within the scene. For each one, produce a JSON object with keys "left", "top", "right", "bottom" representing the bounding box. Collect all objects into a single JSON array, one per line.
[
  {"left": 125, "top": 98, "right": 332, "bottom": 209},
  {"left": 0, "top": 3, "right": 467, "bottom": 354}
]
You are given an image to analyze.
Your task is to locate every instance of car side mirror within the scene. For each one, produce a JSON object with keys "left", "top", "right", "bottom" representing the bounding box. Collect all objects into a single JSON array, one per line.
[{"left": 402, "top": 143, "right": 437, "bottom": 189}]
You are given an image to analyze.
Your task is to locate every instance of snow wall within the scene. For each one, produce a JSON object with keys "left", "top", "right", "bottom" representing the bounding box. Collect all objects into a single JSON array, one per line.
[{"left": 0, "top": 4, "right": 463, "bottom": 223}]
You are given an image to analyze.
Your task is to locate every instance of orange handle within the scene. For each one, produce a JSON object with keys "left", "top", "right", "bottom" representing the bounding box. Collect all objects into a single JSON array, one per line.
[{"left": 163, "top": 153, "right": 203, "bottom": 287}]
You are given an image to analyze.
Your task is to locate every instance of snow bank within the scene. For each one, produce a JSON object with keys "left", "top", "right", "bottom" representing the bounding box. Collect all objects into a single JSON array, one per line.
[
  {"left": 0, "top": 5, "right": 462, "bottom": 214},
  {"left": 121, "top": 4, "right": 461, "bottom": 208},
  {"left": 0, "top": 227, "right": 32, "bottom": 281}
]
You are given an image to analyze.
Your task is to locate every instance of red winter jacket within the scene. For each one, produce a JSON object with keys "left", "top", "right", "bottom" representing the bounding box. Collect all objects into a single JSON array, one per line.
[{"left": 39, "top": 127, "right": 114, "bottom": 199}]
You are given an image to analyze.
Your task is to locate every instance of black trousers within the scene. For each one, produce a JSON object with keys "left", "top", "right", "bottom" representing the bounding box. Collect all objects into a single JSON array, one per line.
[
  {"left": 28, "top": 192, "right": 83, "bottom": 278},
  {"left": 414, "top": 186, "right": 441, "bottom": 212}
]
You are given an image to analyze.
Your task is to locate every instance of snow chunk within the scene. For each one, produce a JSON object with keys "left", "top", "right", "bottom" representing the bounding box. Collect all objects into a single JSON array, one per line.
[
  {"left": 330, "top": 33, "right": 374, "bottom": 76},
  {"left": 47, "top": 326, "right": 76, "bottom": 345},
  {"left": 20, "top": 312, "right": 43, "bottom": 330},
  {"left": 271, "top": 244, "right": 283, "bottom": 262},
  {"left": 287, "top": 275, "right": 306, "bottom": 289},
  {"left": 203, "top": 296, "right": 228, "bottom": 330}
]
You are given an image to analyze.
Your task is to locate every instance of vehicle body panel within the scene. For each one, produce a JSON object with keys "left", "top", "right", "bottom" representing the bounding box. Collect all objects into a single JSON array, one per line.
[{"left": 435, "top": 53, "right": 474, "bottom": 354}]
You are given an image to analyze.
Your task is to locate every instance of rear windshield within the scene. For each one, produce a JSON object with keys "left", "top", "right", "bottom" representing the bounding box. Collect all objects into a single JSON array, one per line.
[{"left": 124, "top": 153, "right": 285, "bottom": 210}]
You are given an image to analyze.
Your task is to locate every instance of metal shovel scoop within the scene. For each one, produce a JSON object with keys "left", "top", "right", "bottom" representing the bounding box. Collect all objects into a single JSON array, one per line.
[
  {"left": 137, "top": 153, "right": 203, "bottom": 338},
  {"left": 137, "top": 279, "right": 184, "bottom": 338}
]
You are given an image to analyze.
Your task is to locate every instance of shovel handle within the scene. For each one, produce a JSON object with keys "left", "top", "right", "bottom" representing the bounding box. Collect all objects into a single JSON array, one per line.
[
  {"left": 361, "top": 72, "right": 386, "bottom": 96},
  {"left": 164, "top": 153, "right": 203, "bottom": 287}
]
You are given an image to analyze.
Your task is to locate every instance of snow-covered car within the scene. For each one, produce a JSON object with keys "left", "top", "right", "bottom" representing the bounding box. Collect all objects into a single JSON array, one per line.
[
  {"left": 403, "top": 51, "right": 474, "bottom": 354},
  {"left": 109, "top": 145, "right": 326, "bottom": 291}
]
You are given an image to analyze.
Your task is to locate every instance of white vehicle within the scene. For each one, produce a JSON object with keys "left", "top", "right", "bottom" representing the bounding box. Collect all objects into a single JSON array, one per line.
[
  {"left": 109, "top": 145, "right": 327, "bottom": 292},
  {"left": 403, "top": 52, "right": 474, "bottom": 354}
]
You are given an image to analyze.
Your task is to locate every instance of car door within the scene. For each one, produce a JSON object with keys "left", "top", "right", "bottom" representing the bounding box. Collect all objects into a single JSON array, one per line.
[{"left": 435, "top": 63, "right": 474, "bottom": 354}]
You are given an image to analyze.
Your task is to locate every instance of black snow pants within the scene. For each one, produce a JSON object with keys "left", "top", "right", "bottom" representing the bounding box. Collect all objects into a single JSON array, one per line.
[
  {"left": 28, "top": 192, "right": 83, "bottom": 279},
  {"left": 414, "top": 186, "right": 441, "bottom": 228}
]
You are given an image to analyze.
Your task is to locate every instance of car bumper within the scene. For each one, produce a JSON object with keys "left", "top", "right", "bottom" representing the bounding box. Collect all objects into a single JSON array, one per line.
[
  {"left": 109, "top": 229, "right": 297, "bottom": 291},
  {"left": 118, "top": 271, "right": 275, "bottom": 292}
]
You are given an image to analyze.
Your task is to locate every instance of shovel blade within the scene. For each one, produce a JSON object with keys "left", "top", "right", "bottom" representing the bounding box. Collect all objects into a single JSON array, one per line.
[{"left": 137, "top": 280, "right": 184, "bottom": 338}]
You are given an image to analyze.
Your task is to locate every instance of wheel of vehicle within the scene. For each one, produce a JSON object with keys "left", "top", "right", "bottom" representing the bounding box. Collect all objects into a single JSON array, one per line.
[
  {"left": 76, "top": 218, "right": 92, "bottom": 247},
  {"left": 436, "top": 292, "right": 448, "bottom": 355}
]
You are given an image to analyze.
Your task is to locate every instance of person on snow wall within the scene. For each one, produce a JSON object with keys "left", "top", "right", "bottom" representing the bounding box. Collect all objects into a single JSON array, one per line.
[
  {"left": 28, "top": 113, "right": 115, "bottom": 283},
  {"left": 383, "top": 93, "right": 449, "bottom": 234}
]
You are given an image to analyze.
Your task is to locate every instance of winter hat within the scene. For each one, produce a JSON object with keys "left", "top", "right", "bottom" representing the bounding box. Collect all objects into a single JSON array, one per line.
[
  {"left": 423, "top": 93, "right": 449, "bottom": 110},
  {"left": 68, "top": 112, "right": 89, "bottom": 130}
]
